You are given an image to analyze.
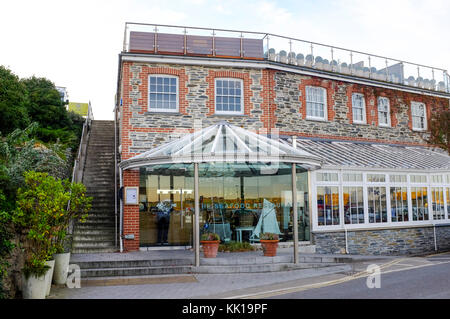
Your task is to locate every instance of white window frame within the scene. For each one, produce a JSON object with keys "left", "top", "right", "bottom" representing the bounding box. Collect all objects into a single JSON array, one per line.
[
  {"left": 377, "top": 97, "right": 391, "bottom": 127},
  {"left": 411, "top": 101, "right": 427, "bottom": 131},
  {"left": 305, "top": 86, "right": 328, "bottom": 121},
  {"left": 148, "top": 75, "right": 179, "bottom": 113},
  {"left": 214, "top": 78, "right": 244, "bottom": 115},
  {"left": 352, "top": 93, "right": 366, "bottom": 124},
  {"left": 312, "top": 170, "right": 450, "bottom": 232}
]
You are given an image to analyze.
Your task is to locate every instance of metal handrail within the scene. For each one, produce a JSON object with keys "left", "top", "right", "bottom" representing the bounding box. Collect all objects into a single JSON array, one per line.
[
  {"left": 123, "top": 22, "right": 450, "bottom": 93},
  {"left": 124, "top": 22, "right": 448, "bottom": 72},
  {"left": 71, "top": 102, "right": 93, "bottom": 184},
  {"left": 67, "top": 102, "right": 94, "bottom": 239}
]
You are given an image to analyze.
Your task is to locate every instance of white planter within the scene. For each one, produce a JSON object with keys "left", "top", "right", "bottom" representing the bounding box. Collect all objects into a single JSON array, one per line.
[
  {"left": 44, "top": 260, "right": 55, "bottom": 296},
  {"left": 53, "top": 252, "right": 71, "bottom": 285},
  {"left": 22, "top": 273, "right": 48, "bottom": 299}
]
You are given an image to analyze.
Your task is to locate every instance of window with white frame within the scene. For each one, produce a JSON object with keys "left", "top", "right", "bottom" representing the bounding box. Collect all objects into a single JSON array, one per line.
[
  {"left": 343, "top": 186, "right": 364, "bottom": 224},
  {"left": 447, "top": 188, "right": 450, "bottom": 219},
  {"left": 316, "top": 172, "right": 339, "bottom": 182},
  {"left": 306, "top": 86, "right": 327, "bottom": 120},
  {"left": 390, "top": 186, "right": 409, "bottom": 222},
  {"left": 430, "top": 187, "right": 445, "bottom": 220},
  {"left": 316, "top": 186, "right": 340, "bottom": 226},
  {"left": 368, "top": 186, "right": 388, "bottom": 223},
  {"left": 411, "top": 102, "right": 427, "bottom": 131},
  {"left": 411, "top": 187, "right": 429, "bottom": 221},
  {"left": 352, "top": 93, "right": 366, "bottom": 123},
  {"left": 431, "top": 175, "right": 443, "bottom": 183},
  {"left": 390, "top": 174, "right": 407, "bottom": 183},
  {"left": 410, "top": 175, "right": 427, "bottom": 183},
  {"left": 343, "top": 173, "right": 363, "bottom": 182},
  {"left": 378, "top": 97, "right": 390, "bottom": 126},
  {"left": 148, "top": 75, "right": 178, "bottom": 112},
  {"left": 215, "top": 78, "right": 243, "bottom": 114},
  {"left": 367, "top": 174, "right": 386, "bottom": 183}
]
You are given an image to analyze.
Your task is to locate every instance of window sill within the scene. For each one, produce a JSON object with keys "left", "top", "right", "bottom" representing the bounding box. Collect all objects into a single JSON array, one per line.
[
  {"left": 412, "top": 128, "right": 427, "bottom": 132},
  {"left": 213, "top": 113, "right": 247, "bottom": 117},
  {"left": 352, "top": 121, "right": 368, "bottom": 126},
  {"left": 305, "top": 117, "right": 328, "bottom": 123},
  {"left": 145, "top": 111, "right": 181, "bottom": 115}
]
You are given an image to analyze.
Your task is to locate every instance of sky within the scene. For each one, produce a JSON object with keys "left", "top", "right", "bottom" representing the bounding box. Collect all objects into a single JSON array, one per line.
[{"left": 1, "top": 0, "right": 449, "bottom": 120}]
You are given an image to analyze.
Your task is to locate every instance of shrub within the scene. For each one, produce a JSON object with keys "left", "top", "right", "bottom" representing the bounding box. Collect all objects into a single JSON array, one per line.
[
  {"left": 259, "top": 232, "right": 279, "bottom": 240},
  {"left": 200, "top": 232, "right": 220, "bottom": 241},
  {"left": 218, "top": 241, "right": 255, "bottom": 252},
  {"left": 12, "top": 171, "right": 91, "bottom": 277}
]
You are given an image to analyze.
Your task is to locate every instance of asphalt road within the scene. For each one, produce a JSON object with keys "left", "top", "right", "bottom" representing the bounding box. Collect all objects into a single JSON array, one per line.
[{"left": 268, "top": 254, "right": 450, "bottom": 299}]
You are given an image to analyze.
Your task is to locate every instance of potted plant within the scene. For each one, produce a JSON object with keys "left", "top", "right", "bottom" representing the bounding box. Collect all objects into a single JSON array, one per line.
[
  {"left": 200, "top": 232, "right": 220, "bottom": 258},
  {"left": 259, "top": 232, "right": 279, "bottom": 257},
  {"left": 52, "top": 181, "right": 91, "bottom": 285},
  {"left": 12, "top": 171, "right": 91, "bottom": 298}
]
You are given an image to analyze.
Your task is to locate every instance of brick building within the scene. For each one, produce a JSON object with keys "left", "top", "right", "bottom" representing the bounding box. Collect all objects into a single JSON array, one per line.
[{"left": 115, "top": 23, "right": 450, "bottom": 256}]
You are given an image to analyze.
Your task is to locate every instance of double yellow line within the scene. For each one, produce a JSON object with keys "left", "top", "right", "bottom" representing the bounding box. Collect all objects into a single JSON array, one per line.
[{"left": 227, "top": 259, "right": 406, "bottom": 299}]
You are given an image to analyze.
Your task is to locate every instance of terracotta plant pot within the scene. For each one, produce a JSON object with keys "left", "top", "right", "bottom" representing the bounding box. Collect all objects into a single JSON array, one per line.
[
  {"left": 201, "top": 240, "right": 220, "bottom": 258},
  {"left": 260, "top": 240, "right": 279, "bottom": 257}
]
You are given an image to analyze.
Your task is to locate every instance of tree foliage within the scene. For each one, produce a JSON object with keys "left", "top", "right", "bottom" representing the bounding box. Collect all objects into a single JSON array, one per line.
[
  {"left": 428, "top": 105, "right": 450, "bottom": 154},
  {"left": 0, "top": 66, "right": 30, "bottom": 134}
]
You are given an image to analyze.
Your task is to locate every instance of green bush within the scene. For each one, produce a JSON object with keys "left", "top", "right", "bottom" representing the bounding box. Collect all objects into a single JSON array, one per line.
[
  {"left": 12, "top": 171, "right": 92, "bottom": 277},
  {"left": 218, "top": 241, "right": 255, "bottom": 252}
]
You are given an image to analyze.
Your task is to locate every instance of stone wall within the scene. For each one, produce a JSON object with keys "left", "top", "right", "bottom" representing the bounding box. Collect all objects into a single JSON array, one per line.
[
  {"left": 119, "top": 61, "right": 448, "bottom": 159},
  {"left": 313, "top": 225, "right": 450, "bottom": 255},
  {"left": 272, "top": 71, "right": 436, "bottom": 144}
]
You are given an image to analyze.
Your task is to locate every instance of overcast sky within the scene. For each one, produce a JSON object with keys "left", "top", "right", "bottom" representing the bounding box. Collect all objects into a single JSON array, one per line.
[{"left": 2, "top": 0, "right": 449, "bottom": 120}]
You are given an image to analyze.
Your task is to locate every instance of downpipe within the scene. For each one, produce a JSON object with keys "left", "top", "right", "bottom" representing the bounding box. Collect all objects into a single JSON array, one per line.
[
  {"left": 119, "top": 166, "right": 124, "bottom": 253},
  {"left": 344, "top": 226, "right": 349, "bottom": 254},
  {"left": 433, "top": 223, "right": 437, "bottom": 252}
]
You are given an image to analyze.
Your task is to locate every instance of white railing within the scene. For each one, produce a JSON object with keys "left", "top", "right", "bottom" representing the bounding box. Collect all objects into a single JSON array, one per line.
[{"left": 122, "top": 22, "right": 450, "bottom": 94}]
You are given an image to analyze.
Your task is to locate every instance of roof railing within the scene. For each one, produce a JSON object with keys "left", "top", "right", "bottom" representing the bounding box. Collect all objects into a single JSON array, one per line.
[{"left": 123, "top": 22, "right": 450, "bottom": 94}]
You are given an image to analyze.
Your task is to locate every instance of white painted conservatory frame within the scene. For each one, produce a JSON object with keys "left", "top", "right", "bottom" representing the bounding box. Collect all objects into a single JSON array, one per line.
[
  {"left": 311, "top": 167, "right": 450, "bottom": 233},
  {"left": 119, "top": 122, "right": 323, "bottom": 266}
]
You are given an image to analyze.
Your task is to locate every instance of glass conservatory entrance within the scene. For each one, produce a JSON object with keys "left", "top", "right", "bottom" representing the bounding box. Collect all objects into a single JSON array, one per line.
[{"left": 138, "top": 162, "right": 310, "bottom": 247}]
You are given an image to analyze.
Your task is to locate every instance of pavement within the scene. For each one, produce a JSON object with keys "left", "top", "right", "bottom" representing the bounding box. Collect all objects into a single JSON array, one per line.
[{"left": 47, "top": 248, "right": 409, "bottom": 299}]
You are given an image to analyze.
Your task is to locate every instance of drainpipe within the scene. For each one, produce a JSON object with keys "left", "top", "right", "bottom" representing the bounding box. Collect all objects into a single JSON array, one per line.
[
  {"left": 433, "top": 223, "right": 437, "bottom": 252},
  {"left": 119, "top": 166, "right": 124, "bottom": 253},
  {"left": 114, "top": 104, "right": 118, "bottom": 249},
  {"left": 344, "top": 226, "right": 349, "bottom": 254}
]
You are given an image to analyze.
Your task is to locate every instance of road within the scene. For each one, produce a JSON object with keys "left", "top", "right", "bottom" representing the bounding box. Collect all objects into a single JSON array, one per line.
[{"left": 224, "top": 252, "right": 450, "bottom": 299}]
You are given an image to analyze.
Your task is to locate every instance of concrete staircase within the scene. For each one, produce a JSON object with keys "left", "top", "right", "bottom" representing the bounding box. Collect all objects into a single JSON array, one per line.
[{"left": 72, "top": 120, "right": 117, "bottom": 253}]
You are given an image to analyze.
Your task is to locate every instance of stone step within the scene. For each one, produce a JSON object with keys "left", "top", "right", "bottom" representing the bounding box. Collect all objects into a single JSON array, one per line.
[
  {"left": 73, "top": 229, "right": 116, "bottom": 236},
  {"left": 78, "top": 262, "right": 342, "bottom": 278},
  {"left": 74, "top": 224, "right": 115, "bottom": 231},
  {"left": 82, "top": 215, "right": 115, "bottom": 222},
  {"left": 73, "top": 234, "right": 116, "bottom": 242},
  {"left": 76, "top": 258, "right": 193, "bottom": 270},
  {"left": 72, "top": 240, "right": 116, "bottom": 248},
  {"left": 72, "top": 247, "right": 117, "bottom": 254}
]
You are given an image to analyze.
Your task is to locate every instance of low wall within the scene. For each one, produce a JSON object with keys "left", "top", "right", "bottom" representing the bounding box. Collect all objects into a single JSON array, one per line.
[{"left": 312, "top": 224, "right": 450, "bottom": 255}]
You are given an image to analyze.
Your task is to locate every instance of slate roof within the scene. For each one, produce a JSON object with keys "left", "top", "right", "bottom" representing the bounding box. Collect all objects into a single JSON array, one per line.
[{"left": 280, "top": 137, "right": 450, "bottom": 171}]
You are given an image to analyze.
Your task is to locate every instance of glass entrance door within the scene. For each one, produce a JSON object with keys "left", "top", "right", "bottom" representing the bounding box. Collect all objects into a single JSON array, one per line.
[{"left": 139, "top": 165, "right": 194, "bottom": 246}]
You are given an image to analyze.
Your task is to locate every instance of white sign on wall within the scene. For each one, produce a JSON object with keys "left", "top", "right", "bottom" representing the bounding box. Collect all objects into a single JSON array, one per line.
[{"left": 125, "top": 187, "right": 139, "bottom": 205}]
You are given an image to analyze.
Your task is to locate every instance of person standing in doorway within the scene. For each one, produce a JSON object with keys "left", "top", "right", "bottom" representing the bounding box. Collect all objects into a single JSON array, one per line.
[{"left": 156, "top": 199, "right": 173, "bottom": 245}]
